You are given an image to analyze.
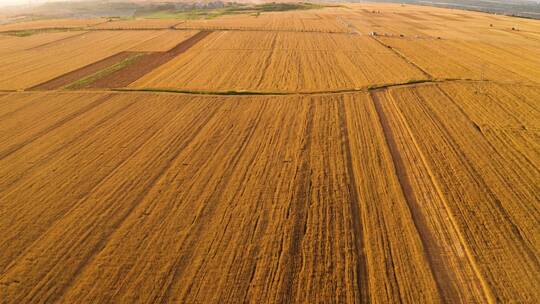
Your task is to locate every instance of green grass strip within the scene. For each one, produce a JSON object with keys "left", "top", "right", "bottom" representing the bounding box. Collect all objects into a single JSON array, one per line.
[
  {"left": 114, "top": 88, "right": 291, "bottom": 96},
  {"left": 65, "top": 53, "right": 146, "bottom": 89},
  {"left": 3, "top": 27, "right": 86, "bottom": 37}
]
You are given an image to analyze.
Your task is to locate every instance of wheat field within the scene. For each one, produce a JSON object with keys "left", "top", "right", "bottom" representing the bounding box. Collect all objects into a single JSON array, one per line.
[{"left": 0, "top": 2, "right": 538, "bottom": 303}]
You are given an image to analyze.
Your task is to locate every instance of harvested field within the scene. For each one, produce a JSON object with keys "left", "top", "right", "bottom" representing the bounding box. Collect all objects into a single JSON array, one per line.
[
  {"left": 176, "top": 9, "right": 350, "bottom": 33},
  {"left": 130, "top": 31, "right": 427, "bottom": 92},
  {"left": 344, "top": 3, "right": 540, "bottom": 46},
  {"left": 88, "top": 31, "right": 212, "bottom": 88},
  {"left": 0, "top": 19, "right": 105, "bottom": 32},
  {"left": 0, "top": 30, "right": 170, "bottom": 90},
  {"left": 0, "top": 2, "right": 539, "bottom": 303},
  {"left": 129, "top": 30, "right": 199, "bottom": 52},
  {"left": 0, "top": 83, "right": 538, "bottom": 302},
  {"left": 30, "top": 52, "right": 139, "bottom": 90},
  {"left": 30, "top": 30, "right": 201, "bottom": 90},
  {"left": 377, "top": 38, "right": 540, "bottom": 83},
  {"left": 0, "top": 31, "right": 86, "bottom": 55},
  {"left": 373, "top": 82, "right": 540, "bottom": 302}
]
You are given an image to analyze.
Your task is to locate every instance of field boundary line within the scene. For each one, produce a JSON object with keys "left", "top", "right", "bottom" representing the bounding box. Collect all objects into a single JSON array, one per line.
[
  {"left": 112, "top": 78, "right": 540, "bottom": 96},
  {"left": 173, "top": 27, "right": 350, "bottom": 34},
  {"left": 25, "top": 30, "right": 89, "bottom": 51},
  {"left": 19, "top": 79, "right": 540, "bottom": 97},
  {"left": 370, "top": 36, "right": 433, "bottom": 79},
  {"left": 0, "top": 27, "right": 86, "bottom": 35},
  {"left": 0, "top": 27, "right": 353, "bottom": 36}
]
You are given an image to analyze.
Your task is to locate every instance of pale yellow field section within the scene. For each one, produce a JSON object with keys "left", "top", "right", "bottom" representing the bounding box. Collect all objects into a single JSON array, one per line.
[{"left": 0, "top": 2, "right": 539, "bottom": 303}]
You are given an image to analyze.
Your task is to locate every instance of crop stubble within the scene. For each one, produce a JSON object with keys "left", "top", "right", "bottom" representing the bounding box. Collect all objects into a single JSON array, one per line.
[
  {"left": 0, "top": 30, "right": 196, "bottom": 90},
  {"left": 0, "top": 81, "right": 538, "bottom": 302},
  {"left": 0, "top": 4, "right": 539, "bottom": 303},
  {"left": 130, "top": 31, "right": 427, "bottom": 92}
]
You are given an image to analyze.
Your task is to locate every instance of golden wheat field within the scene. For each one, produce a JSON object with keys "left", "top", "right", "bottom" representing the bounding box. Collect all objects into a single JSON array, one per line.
[
  {"left": 0, "top": 2, "right": 539, "bottom": 303},
  {"left": 129, "top": 31, "right": 427, "bottom": 92}
]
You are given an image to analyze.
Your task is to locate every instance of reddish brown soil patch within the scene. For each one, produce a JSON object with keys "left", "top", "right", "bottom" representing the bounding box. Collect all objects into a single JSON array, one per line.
[
  {"left": 30, "top": 51, "right": 139, "bottom": 90},
  {"left": 88, "top": 30, "right": 212, "bottom": 88}
]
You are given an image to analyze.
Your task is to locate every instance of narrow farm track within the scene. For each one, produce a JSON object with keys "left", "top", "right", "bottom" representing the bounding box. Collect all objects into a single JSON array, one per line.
[{"left": 1, "top": 3, "right": 540, "bottom": 303}]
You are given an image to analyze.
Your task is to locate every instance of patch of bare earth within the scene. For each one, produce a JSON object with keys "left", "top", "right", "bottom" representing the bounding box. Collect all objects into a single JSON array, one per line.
[
  {"left": 30, "top": 51, "right": 138, "bottom": 90},
  {"left": 88, "top": 31, "right": 213, "bottom": 88}
]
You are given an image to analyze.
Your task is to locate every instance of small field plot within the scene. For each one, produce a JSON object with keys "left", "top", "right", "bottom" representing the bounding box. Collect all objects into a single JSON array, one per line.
[
  {"left": 128, "top": 30, "right": 199, "bottom": 52},
  {"left": 130, "top": 31, "right": 427, "bottom": 93},
  {"left": 0, "top": 30, "right": 168, "bottom": 90}
]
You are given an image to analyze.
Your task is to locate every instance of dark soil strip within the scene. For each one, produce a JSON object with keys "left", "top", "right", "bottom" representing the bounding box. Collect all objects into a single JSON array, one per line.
[
  {"left": 370, "top": 90, "right": 450, "bottom": 303},
  {"left": 66, "top": 53, "right": 147, "bottom": 90},
  {"left": 114, "top": 78, "right": 523, "bottom": 96},
  {"left": 88, "top": 30, "right": 213, "bottom": 88},
  {"left": 30, "top": 52, "right": 138, "bottom": 90}
]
